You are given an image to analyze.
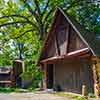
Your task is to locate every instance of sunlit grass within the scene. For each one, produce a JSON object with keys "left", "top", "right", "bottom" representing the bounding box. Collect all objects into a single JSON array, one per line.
[{"left": 54, "top": 92, "right": 87, "bottom": 100}]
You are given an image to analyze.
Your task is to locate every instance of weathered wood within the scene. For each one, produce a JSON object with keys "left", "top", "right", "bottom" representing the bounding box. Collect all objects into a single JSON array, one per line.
[
  {"left": 82, "top": 85, "right": 88, "bottom": 96},
  {"left": 0, "top": 81, "right": 12, "bottom": 84},
  {"left": 91, "top": 56, "right": 100, "bottom": 61},
  {"left": 13, "top": 60, "right": 25, "bottom": 87},
  {"left": 0, "top": 67, "right": 15, "bottom": 87},
  {"left": 92, "top": 64, "right": 97, "bottom": 84},
  {"left": 66, "top": 24, "right": 71, "bottom": 53},
  {"left": 39, "top": 8, "right": 96, "bottom": 94},
  {"left": 68, "top": 27, "right": 87, "bottom": 53},
  {"left": 55, "top": 33, "right": 60, "bottom": 56},
  {"left": 40, "top": 48, "right": 89, "bottom": 64},
  {"left": 43, "top": 63, "right": 47, "bottom": 89},
  {"left": 47, "top": 64, "right": 54, "bottom": 89},
  {"left": 92, "top": 63, "right": 98, "bottom": 97},
  {"left": 66, "top": 24, "right": 70, "bottom": 54}
]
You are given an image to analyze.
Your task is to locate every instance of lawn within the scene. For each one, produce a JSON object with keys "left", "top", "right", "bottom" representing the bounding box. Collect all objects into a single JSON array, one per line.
[{"left": 53, "top": 92, "right": 87, "bottom": 100}]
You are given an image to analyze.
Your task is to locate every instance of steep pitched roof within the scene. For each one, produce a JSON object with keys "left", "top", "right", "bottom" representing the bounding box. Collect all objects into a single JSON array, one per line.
[
  {"left": 39, "top": 7, "right": 100, "bottom": 62},
  {"left": 59, "top": 8, "right": 100, "bottom": 56}
]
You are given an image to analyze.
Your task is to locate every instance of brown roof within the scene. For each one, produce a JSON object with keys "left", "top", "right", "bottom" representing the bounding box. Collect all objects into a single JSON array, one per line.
[
  {"left": 60, "top": 8, "right": 100, "bottom": 56},
  {"left": 39, "top": 7, "right": 100, "bottom": 63},
  {"left": 40, "top": 48, "right": 90, "bottom": 64}
]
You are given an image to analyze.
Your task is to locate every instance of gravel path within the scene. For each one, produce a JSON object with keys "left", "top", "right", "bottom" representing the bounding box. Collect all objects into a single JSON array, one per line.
[{"left": 0, "top": 92, "right": 72, "bottom": 100}]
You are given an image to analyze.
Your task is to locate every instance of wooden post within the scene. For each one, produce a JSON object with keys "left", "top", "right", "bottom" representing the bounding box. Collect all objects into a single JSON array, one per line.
[
  {"left": 82, "top": 85, "right": 88, "bottom": 97},
  {"left": 43, "top": 63, "right": 47, "bottom": 89},
  {"left": 92, "top": 63, "right": 98, "bottom": 97},
  {"left": 22, "top": 61, "right": 25, "bottom": 72},
  {"left": 66, "top": 24, "right": 70, "bottom": 54},
  {"left": 92, "top": 57, "right": 100, "bottom": 97}
]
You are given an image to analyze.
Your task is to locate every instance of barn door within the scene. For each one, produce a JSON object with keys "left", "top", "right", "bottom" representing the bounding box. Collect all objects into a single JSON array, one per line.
[{"left": 47, "top": 64, "right": 54, "bottom": 89}]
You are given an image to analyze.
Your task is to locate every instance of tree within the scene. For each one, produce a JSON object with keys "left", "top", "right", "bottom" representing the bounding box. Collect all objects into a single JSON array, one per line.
[
  {"left": 64, "top": 0, "right": 100, "bottom": 34},
  {"left": 0, "top": 0, "right": 99, "bottom": 65},
  {"left": 0, "top": 0, "right": 99, "bottom": 88},
  {"left": 0, "top": 0, "right": 65, "bottom": 66}
]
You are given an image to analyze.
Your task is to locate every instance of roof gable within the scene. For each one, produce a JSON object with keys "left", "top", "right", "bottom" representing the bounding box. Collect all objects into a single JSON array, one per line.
[
  {"left": 58, "top": 8, "right": 100, "bottom": 56},
  {"left": 39, "top": 7, "right": 100, "bottom": 62}
]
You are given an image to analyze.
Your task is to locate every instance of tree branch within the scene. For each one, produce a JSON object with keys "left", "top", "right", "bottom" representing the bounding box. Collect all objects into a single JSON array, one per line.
[
  {"left": 0, "top": 15, "right": 38, "bottom": 28},
  {"left": 41, "top": 0, "right": 50, "bottom": 16},
  {"left": 22, "top": 1, "right": 37, "bottom": 18},
  {"left": 33, "top": 0, "right": 44, "bottom": 31},
  {"left": 0, "top": 15, "right": 29, "bottom": 21},
  {"left": 25, "top": 3, "right": 40, "bottom": 25},
  {"left": 0, "top": 21, "right": 28, "bottom": 28},
  {"left": 66, "top": 0, "right": 81, "bottom": 10},
  {"left": 21, "top": 1, "right": 44, "bottom": 31},
  {"left": 14, "top": 29, "right": 33, "bottom": 39},
  {"left": 43, "top": 8, "right": 53, "bottom": 24},
  {"left": 44, "top": 17, "right": 52, "bottom": 32},
  {"left": 34, "top": 0, "right": 41, "bottom": 15}
]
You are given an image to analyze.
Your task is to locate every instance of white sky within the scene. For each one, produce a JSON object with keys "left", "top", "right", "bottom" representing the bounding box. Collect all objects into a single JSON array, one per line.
[{"left": 4, "top": 0, "right": 9, "bottom": 2}]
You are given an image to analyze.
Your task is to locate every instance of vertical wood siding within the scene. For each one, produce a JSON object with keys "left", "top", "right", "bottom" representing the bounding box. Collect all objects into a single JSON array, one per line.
[
  {"left": 53, "top": 60, "right": 94, "bottom": 94},
  {"left": 68, "top": 27, "right": 87, "bottom": 53}
]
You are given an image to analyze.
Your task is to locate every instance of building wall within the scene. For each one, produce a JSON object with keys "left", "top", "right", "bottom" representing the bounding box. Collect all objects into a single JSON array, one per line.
[
  {"left": 53, "top": 59, "right": 94, "bottom": 94},
  {"left": 68, "top": 27, "right": 87, "bottom": 53}
]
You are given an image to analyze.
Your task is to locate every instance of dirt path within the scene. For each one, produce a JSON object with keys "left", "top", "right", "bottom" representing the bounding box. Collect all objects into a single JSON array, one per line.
[{"left": 0, "top": 92, "right": 72, "bottom": 100}]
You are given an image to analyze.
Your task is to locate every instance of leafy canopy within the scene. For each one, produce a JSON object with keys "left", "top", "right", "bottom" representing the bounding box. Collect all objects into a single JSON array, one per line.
[{"left": 0, "top": 0, "right": 100, "bottom": 66}]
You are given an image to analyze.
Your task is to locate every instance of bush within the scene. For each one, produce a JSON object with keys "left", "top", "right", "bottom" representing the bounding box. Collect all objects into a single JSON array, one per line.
[
  {"left": 20, "top": 71, "right": 33, "bottom": 80},
  {"left": 20, "top": 61, "right": 43, "bottom": 89},
  {"left": 88, "top": 93, "right": 96, "bottom": 98}
]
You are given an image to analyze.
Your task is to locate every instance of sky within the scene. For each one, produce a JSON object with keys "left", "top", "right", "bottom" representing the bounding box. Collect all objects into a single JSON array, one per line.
[{"left": 4, "top": 0, "right": 9, "bottom": 2}]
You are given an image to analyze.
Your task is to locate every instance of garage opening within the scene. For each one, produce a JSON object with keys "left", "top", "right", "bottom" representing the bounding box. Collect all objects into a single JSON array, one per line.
[{"left": 47, "top": 64, "right": 54, "bottom": 89}]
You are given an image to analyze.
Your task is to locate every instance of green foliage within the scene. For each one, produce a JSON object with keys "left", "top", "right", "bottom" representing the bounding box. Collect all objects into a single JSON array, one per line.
[
  {"left": 0, "top": 87, "right": 15, "bottom": 93},
  {"left": 77, "top": 97, "right": 86, "bottom": 100},
  {"left": 20, "top": 71, "right": 33, "bottom": 80},
  {"left": 0, "top": 87, "right": 30, "bottom": 93},
  {"left": 20, "top": 60, "right": 42, "bottom": 88},
  {"left": 67, "top": 1, "right": 100, "bottom": 34},
  {"left": 88, "top": 93, "right": 96, "bottom": 98},
  {"left": 0, "top": 0, "right": 100, "bottom": 90},
  {"left": 0, "top": 0, "right": 99, "bottom": 66}
]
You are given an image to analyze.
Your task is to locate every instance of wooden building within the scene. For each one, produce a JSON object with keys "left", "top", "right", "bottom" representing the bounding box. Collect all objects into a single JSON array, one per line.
[
  {"left": 39, "top": 8, "right": 100, "bottom": 94},
  {"left": 0, "top": 60, "right": 25, "bottom": 87},
  {"left": 13, "top": 60, "right": 25, "bottom": 87},
  {"left": 0, "top": 66, "right": 15, "bottom": 87}
]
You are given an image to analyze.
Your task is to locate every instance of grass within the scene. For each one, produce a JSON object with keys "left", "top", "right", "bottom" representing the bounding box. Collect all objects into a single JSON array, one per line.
[
  {"left": 0, "top": 87, "right": 96, "bottom": 100},
  {"left": 54, "top": 92, "right": 87, "bottom": 100},
  {"left": 0, "top": 87, "right": 15, "bottom": 93},
  {"left": 0, "top": 87, "right": 40, "bottom": 93},
  {"left": 0, "top": 87, "right": 30, "bottom": 93}
]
